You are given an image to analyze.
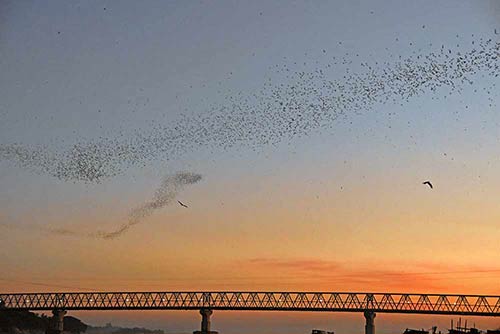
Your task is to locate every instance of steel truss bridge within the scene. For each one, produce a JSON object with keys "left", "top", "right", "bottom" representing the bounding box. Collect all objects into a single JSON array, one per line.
[{"left": 1, "top": 291, "right": 500, "bottom": 316}]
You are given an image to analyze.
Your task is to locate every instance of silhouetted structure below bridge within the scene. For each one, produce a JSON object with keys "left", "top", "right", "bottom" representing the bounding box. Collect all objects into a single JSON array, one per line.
[{"left": 1, "top": 291, "right": 500, "bottom": 334}]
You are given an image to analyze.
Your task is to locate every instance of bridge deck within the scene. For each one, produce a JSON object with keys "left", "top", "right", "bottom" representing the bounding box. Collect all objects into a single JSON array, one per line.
[{"left": 1, "top": 292, "right": 500, "bottom": 316}]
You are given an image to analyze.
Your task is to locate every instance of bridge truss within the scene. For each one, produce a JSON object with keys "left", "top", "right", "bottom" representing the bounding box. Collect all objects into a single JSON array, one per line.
[{"left": 1, "top": 292, "right": 500, "bottom": 316}]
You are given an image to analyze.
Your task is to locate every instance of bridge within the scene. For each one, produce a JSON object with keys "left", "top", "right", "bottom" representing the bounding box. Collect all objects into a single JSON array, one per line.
[{"left": 1, "top": 291, "right": 500, "bottom": 334}]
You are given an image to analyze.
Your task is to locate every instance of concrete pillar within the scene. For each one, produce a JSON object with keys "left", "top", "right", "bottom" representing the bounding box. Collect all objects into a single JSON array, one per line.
[
  {"left": 46, "top": 309, "right": 66, "bottom": 334},
  {"left": 200, "top": 308, "right": 212, "bottom": 333},
  {"left": 364, "top": 311, "right": 376, "bottom": 334},
  {"left": 193, "top": 308, "right": 218, "bottom": 334}
]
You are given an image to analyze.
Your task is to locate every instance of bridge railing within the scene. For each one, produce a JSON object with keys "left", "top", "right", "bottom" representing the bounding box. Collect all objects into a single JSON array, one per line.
[{"left": 1, "top": 292, "right": 500, "bottom": 315}]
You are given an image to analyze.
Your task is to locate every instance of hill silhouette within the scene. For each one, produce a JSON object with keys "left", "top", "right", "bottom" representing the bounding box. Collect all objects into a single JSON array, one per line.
[{"left": 0, "top": 310, "right": 87, "bottom": 333}]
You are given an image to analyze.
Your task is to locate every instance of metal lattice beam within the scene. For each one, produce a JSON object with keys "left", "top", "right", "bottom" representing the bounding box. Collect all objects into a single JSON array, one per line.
[{"left": 1, "top": 292, "right": 500, "bottom": 316}]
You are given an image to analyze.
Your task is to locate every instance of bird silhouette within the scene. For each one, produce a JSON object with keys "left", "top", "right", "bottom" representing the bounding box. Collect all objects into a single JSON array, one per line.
[
  {"left": 422, "top": 181, "right": 433, "bottom": 189},
  {"left": 177, "top": 200, "right": 188, "bottom": 208}
]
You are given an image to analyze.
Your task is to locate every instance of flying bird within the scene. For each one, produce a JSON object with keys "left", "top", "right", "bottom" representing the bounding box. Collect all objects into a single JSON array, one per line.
[
  {"left": 422, "top": 181, "right": 433, "bottom": 189},
  {"left": 1, "top": 35, "right": 498, "bottom": 184},
  {"left": 177, "top": 200, "right": 188, "bottom": 208}
]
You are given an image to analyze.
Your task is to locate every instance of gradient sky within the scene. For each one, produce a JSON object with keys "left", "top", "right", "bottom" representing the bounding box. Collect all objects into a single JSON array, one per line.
[{"left": 1, "top": 0, "right": 500, "bottom": 332}]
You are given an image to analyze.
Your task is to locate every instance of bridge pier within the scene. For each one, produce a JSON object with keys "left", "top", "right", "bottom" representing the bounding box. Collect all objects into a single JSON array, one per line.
[
  {"left": 364, "top": 311, "right": 376, "bottom": 334},
  {"left": 193, "top": 308, "right": 218, "bottom": 334},
  {"left": 45, "top": 309, "right": 66, "bottom": 334}
]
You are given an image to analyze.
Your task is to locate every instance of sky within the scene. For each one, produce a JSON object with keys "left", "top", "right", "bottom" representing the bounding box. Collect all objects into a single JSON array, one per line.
[{"left": 1, "top": 0, "right": 500, "bottom": 332}]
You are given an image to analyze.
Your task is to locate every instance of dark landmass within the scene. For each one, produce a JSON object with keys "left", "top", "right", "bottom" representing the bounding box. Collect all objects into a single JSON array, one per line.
[
  {"left": 0, "top": 311, "right": 163, "bottom": 334},
  {"left": 0, "top": 310, "right": 49, "bottom": 333},
  {"left": 87, "top": 323, "right": 164, "bottom": 334},
  {"left": 0, "top": 310, "right": 86, "bottom": 333}
]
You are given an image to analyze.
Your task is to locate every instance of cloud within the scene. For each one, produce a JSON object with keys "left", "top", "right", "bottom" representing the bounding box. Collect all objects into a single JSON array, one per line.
[
  {"left": 237, "top": 258, "right": 500, "bottom": 292},
  {"left": 246, "top": 258, "right": 342, "bottom": 273}
]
